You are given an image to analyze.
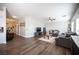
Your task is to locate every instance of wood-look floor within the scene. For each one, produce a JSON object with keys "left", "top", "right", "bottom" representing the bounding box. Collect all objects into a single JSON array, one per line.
[{"left": 0, "top": 35, "right": 71, "bottom": 55}]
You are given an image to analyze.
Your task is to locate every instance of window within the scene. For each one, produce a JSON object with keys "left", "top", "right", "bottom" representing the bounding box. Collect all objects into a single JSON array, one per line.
[
  {"left": 71, "top": 21, "right": 74, "bottom": 32},
  {"left": 76, "top": 18, "right": 79, "bottom": 35}
]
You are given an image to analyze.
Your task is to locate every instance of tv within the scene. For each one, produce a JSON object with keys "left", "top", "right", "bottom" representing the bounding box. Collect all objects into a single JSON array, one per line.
[{"left": 36, "top": 27, "right": 41, "bottom": 32}]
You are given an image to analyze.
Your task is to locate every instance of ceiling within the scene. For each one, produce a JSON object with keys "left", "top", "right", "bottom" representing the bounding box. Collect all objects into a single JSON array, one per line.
[{"left": 0, "top": 3, "right": 78, "bottom": 21}]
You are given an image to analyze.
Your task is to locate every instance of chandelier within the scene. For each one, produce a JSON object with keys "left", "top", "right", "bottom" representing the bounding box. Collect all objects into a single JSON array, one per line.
[{"left": 48, "top": 17, "right": 55, "bottom": 22}]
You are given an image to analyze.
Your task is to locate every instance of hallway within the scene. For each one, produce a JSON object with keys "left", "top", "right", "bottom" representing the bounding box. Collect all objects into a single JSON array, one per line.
[{"left": 0, "top": 35, "right": 71, "bottom": 55}]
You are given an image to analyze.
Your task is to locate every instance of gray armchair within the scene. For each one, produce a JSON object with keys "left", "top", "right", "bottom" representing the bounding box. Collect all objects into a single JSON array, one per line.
[{"left": 49, "top": 30, "right": 59, "bottom": 37}]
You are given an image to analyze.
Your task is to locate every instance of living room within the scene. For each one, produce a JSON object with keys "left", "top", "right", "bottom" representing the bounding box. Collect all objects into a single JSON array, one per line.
[{"left": 0, "top": 3, "right": 79, "bottom": 55}]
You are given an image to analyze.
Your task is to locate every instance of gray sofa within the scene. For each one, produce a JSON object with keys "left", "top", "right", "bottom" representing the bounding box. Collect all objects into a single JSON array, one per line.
[
  {"left": 55, "top": 36, "right": 72, "bottom": 48},
  {"left": 55, "top": 32, "right": 77, "bottom": 49}
]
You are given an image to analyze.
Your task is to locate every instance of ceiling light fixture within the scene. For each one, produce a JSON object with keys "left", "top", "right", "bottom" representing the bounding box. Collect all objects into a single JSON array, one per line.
[{"left": 48, "top": 17, "right": 55, "bottom": 22}]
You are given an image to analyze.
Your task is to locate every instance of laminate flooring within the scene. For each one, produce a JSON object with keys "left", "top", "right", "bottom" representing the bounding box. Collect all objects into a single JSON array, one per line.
[{"left": 0, "top": 35, "right": 71, "bottom": 55}]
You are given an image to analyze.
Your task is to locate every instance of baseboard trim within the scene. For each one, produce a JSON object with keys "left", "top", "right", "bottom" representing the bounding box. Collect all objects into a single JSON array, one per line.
[
  {"left": 25, "top": 35, "right": 34, "bottom": 38},
  {"left": 0, "top": 42, "right": 6, "bottom": 44},
  {"left": 15, "top": 34, "right": 34, "bottom": 38}
]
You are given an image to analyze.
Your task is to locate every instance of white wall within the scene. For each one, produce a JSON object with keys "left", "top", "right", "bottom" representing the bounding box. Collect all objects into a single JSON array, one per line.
[
  {"left": 0, "top": 8, "right": 6, "bottom": 44},
  {"left": 25, "top": 16, "right": 45, "bottom": 38},
  {"left": 24, "top": 16, "right": 69, "bottom": 37},
  {"left": 16, "top": 16, "right": 45, "bottom": 38},
  {"left": 17, "top": 16, "right": 69, "bottom": 38},
  {"left": 45, "top": 20, "right": 69, "bottom": 34}
]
